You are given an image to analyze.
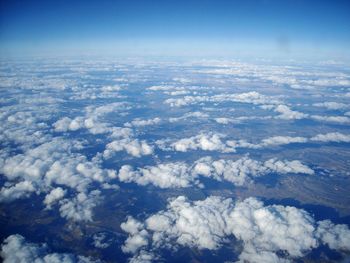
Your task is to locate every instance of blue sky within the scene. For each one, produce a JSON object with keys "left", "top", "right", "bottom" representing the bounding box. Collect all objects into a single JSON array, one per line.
[{"left": 1, "top": 0, "right": 350, "bottom": 58}]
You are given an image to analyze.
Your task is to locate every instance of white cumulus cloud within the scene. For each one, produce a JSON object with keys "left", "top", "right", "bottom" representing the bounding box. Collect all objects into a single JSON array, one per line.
[
  {"left": 1, "top": 234, "right": 98, "bottom": 263},
  {"left": 103, "top": 139, "right": 154, "bottom": 158},
  {"left": 121, "top": 195, "right": 350, "bottom": 263}
]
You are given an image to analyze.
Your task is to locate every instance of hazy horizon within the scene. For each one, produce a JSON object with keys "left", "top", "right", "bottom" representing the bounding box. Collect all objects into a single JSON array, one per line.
[{"left": 1, "top": 0, "right": 350, "bottom": 60}]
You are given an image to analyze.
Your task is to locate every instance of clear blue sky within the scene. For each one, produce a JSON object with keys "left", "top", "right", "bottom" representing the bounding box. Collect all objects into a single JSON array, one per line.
[{"left": 1, "top": 0, "right": 350, "bottom": 58}]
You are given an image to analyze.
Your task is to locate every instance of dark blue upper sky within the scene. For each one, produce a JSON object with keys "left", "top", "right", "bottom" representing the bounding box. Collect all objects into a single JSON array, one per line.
[{"left": 1, "top": 0, "right": 350, "bottom": 58}]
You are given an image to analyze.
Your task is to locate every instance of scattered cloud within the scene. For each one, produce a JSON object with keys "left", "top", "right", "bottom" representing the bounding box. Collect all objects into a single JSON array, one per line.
[
  {"left": 121, "top": 195, "right": 350, "bottom": 262},
  {"left": 158, "top": 133, "right": 234, "bottom": 153},
  {"left": 316, "top": 220, "right": 350, "bottom": 251},
  {"left": 59, "top": 190, "right": 102, "bottom": 222},
  {"left": 118, "top": 163, "right": 195, "bottom": 188},
  {"left": 274, "top": 105, "right": 308, "bottom": 120},
  {"left": 125, "top": 118, "right": 161, "bottom": 127},
  {"left": 0, "top": 234, "right": 98, "bottom": 263},
  {"left": 158, "top": 132, "right": 350, "bottom": 153},
  {"left": 53, "top": 117, "right": 85, "bottom": 132},
  {"left": 310, "top": 132, "right": 350, "bottom": 143},
  {"left": 313, "top": 102, "right": 349, "bottom": 110},
  {"left": 193, "top": 156, "right": 314, "bottom": 186},
  {"left": 214, "top": 117, "right": 236, "bottom": 124},
  {"left": 0, "top": 138, "right": 117, "bottom": 221},
  {"left": 2, "top": 59, "right": 350, "bottom": 263},
  {"left": 103, "top": 138, "right": 154, "bottom": 158},
  {"left": 311, "top": 115, "right": 350, "bottom": 124},
  {"left": 118, "top": 156, "right": 313, "bottom": 188},
  {"left": 53, "top": 102, "right": 132, "bottom": 135},
  {"left": 258, "top": 136, "right": 308, "bottom": 147},
  {"left": 44, "top": 187, "right": 66, "bottom": 209},
  {"left": 169, "top": 111, "right": 209, "bottom": 123},
  {"left": 164, "top": 91, "right": 281, "bottom": 108},
  {"left": 0, "top": 181, "right": 36, "bottom": 203},
  {"left": 121, "top": 216, "right": 149, "bottom": 254},
  {"left": 92, "top": 232, "right": 113, "bottom": 249}
]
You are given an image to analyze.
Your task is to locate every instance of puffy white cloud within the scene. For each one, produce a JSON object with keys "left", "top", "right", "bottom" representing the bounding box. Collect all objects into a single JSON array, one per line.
[
  {"left": 53, "top": 117, "right": 84, "bottom": 132},
  {"left": 304, "top": 78, "right": 350, "bottom": 87},
  {"left": 165, "top": 90, "right": 191, "bottom": 96},
  {"left": 0, "top": 139, "right": 116, "bottom": 188},
  {"left": 166, "top": 133, "right": 234, "bottom": 153},
  {"left": 0, "top": 181, "right": 36, "bottom": 203},
  {"left": 237, "top": 244, "right": 287, "bottom": 263},
  {"left": 316, "top": 220, "right": 350, "bottom": 251},
  {"left": 214, "top": 117, "right": 236, "bottom": 124},
  {"left": 259, "top": 136, "right": 308, "bottom": 147},
  {"left": 0, "top": 66, "right": 130, "bottom": 225},
  {"left": 59, "top": 190, "right": 102, "bottom": 222},
  {"left": 53, "top": 102, "right": 132, "bottom": 135},
  {"left": 44, "top": 187, "right": 66, "bottom": 209},
  {"left": 311, "top": 132, "right": 350, "bottom": 143},
  {"left": 118, "top": 163, "right": 196, "bottom": 188},
  {"left": 146, "top": 196, "right": 234, "bottom": 250},
  {"left": 0, "top": 234, "right": 97, "bottom": 263},
  {"left": 164, "top": 91, "right": 281, "bottom": 108},
  {"left": 69, "top": 83, "right": 124, "bottom": 101},
  {"left": 103, "top": 139, "right": 154, "bottom": 158},
  {"left": 311, "top": 115, "right": 350, "bottom": 124},
  {"left": 263, "top": 158, "right": 314, "bottom": 175},
  {"left": 194, "top": 157, "right": 263, "bottom": 185},
  {"left": 212, "top": 91, "right": 281, "bottom": 106},
  {"left": 172, "top": 77, "right": 191, "bottom": 84},
  {"left": 44, "top": 155, "right": 116, "bottom": 193},
  {"left": 165, "top": 95, "right": 209, "bottom": 107},
  {"left": 92, "top": 232, "right": 112, "bottom": 249},
  {"left": 118, "top": 156, "right": 313, "bottom": 188},
  {"left": 313, "top": 102, "right": 349, "bottom": 110},
  {"left": 147, "top": 85, "right": 176, "bottom": 91},
  {"left": 225, "top": 135, "right": 309, "bottom": 150},
  {"left": 149, "top": 85, "right": 205, "bottom": 99},
  {"left": 85, "top": 102, "right": 130, "bottom": 117},
  {"left": 274, "top": 105, "right": 308, "bottom": 120},
  {"left": 148, "top": 85, "right": 207, "bottom": 94},
  {"left": 125, "top": 118, "right": 161, "bottom": 127},
  {"left": 229, "top": 133, "right": 350, "bottom": 150},
  {"left": 230, "top": 198, "right": 318, "bottom": 260},
  {"left": 129, "top": 250, "right": 155, "bottom": 263},
  {"left": 169, "top": 111, "right": 209, "bottom": 123},
  {"left": 0, "top": 106, "right": 53, "bottom": 151},
  {"left": 109, "top": 127, "right": 133, "bottom": 139},
  {"left": 120, "top": 216, "right": 149, "bottom": 254},
  {"left": 121, "top": 195, "right": 350, "bottom": 263},
  {"left": 242, "top": 99, "right": 350, "bottom": 124},
  {"left": 193, "top": 156, "right": 314, "bottom": 186},
  {"left": 162, "top": 132, "right": 350, "bottom": 154},
  {"left": 101, "top": 85, "right": 122, "bottom": 92},
  {"left": 160, "top": 91, "right": 348, "bottom": 124},
  {"left": 157, "top": 80, "right": 350, "bottom": 128},
  {"left": 0, "top": 139, "right": 118, "bottom": 221}
]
